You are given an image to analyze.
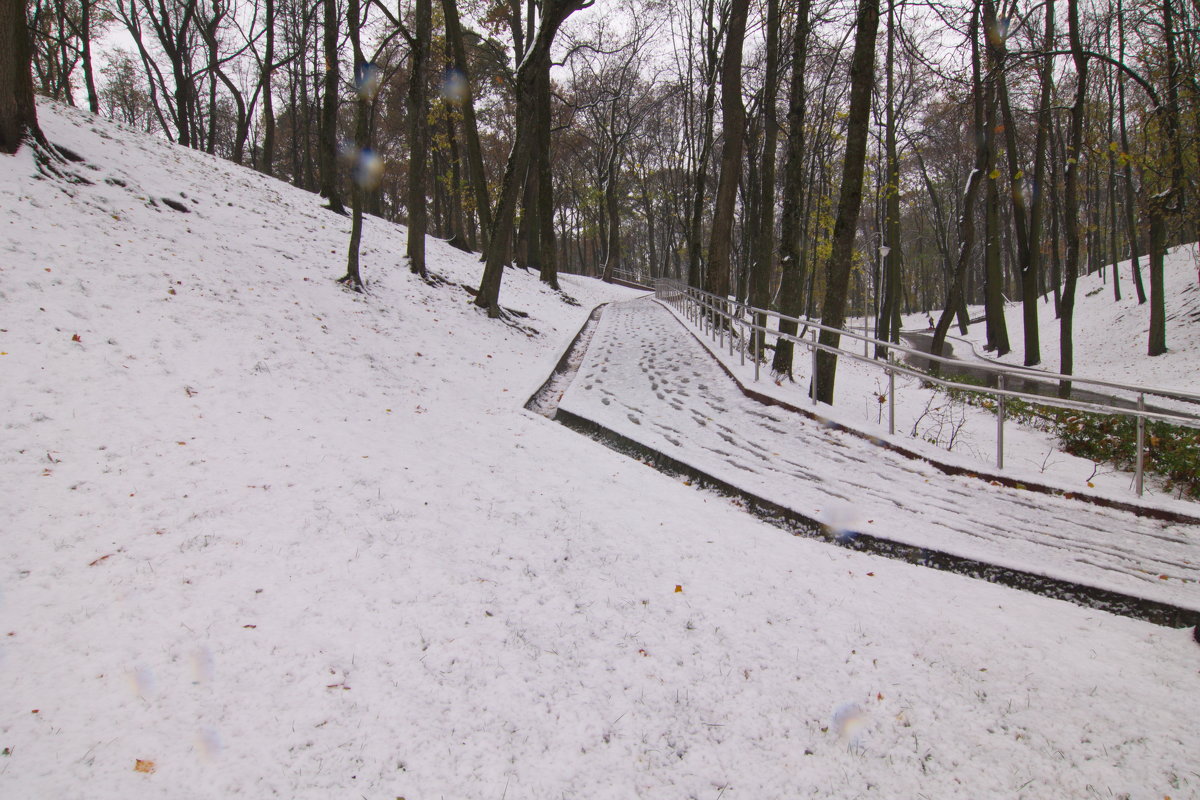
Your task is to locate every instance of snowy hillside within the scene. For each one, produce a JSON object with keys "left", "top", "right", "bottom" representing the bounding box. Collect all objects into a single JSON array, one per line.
[
  {"left": 2, "top": 102, "right": 1199, "bottom": 798},
  {"left": 956, "top": 244, "right": 1200, "bottom": 393}
]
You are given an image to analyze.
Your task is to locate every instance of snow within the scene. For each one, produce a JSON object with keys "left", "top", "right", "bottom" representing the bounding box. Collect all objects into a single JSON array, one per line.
[
  {"left": 2, "top": 101, "right": 1199, "bottom": 798},
  {"left": 952, "top": 246, "right": 1200, "bottom": 397}
]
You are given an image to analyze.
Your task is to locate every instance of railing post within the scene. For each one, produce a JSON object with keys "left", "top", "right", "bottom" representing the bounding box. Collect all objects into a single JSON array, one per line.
[
  {"left": 1136, "top": 393, "right": 1145, "bottom": 496},
  {"left": 810, "top": 331, "right": 819, "bottom": 406},
  {"left": 754, "top": 328, "right": 760, "bottom": 382},
  {"left": 996, "top": 375, "right": 1005, "bottom": 470},
  {"left": 729, "top": 303, "right": 736, "bottom": 357},
  {"left": 740, "top": 307, "right": 746, "bottom": 366},
  {"left": 888, "top": 352, "right": 895, "bottom": 436}
]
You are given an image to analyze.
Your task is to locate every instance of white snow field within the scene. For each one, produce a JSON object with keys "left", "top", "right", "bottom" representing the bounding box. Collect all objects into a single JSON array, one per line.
[{"left": 2, "top": 101, "right": 1199, "bottom": 799}]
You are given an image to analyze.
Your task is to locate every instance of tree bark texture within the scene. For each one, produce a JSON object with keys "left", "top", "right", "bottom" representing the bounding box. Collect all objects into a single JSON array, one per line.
[
  {"left": 704, "top": 0, "right": 750, "bottom": 304},
  {"left": 771, "top": 0, "right": 812, "bottom": 376},
  {"left": 319, "top": 0, "right": 345, "bottom": 213},
  {"left": 0, "top": 0, "right": 42, "bottom": 154},
  {"left": 407, "top": 0, "right": 432, "bottom": 277},
  {"left": 814, "top": 0, "right": 880, "bottom": 403}
]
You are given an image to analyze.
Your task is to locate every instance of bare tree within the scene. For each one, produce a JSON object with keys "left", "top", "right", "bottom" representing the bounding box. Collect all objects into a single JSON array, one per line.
[
  {"left": 475, "top": 0, "right": 592, "bottom": 317},
  {"left": 771, "top": 0, "right": 814, "bottom": 376},
  {"left": 814, "top": 0, "right": 881, "bottom": 403},
  {"left": 704, "top": 0, "right": 749, "bottom": 306}
]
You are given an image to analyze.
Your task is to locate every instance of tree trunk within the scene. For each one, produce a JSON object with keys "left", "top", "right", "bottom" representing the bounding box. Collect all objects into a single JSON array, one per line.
[
  {"left": 536, "top": 59, "right": 558, "bottom": 290},
  {"left": 319, "top": 0, "right": 345, "bottom": 214},
  {"left": 1146, "top": 0, "right": 1182, "bottom": 357},
  {"left": 261, "top": 0, "right": 276, "bottom": 175},
  {"left": 340, "top": 0, "right": 372, "bottom": 290},
  {"left": 80, "top": 0, "right": 99, "bottom": 113},
  {"left": 1017, "top": 0, "right": 1054, "bottom": 365},
  {"left": 772, "top": 0, "right": 811, "bottom": 379},
  {"left": 1117, "top": 0, "right": 1145, "bottom": 305},
  {"left": 601, "top": 153, "right": 621, "bottom": 281},
  {"left": 444, "top": 107, "right": 470, "bottom": 251},
  {"left": 931, "top": 2, "right": 986, "bottom": 369},
  {"left": 875, "top": 0, "right": 901, "bottom": 358},
  {"left": 442, "top": 0, "right": 493, "bottom": 248},
  {"left": 814, "top": 0, "right": 880, "bottom": 403},
  {"left": 980, "top": 0, "right": 1009, "bottom": 356},
  {"left": 705, "top": 0, "right": 750, "bottom": 305},
  {"left": 475, "top": 0, "right": 586, "bottom": 316},
  {"left": 750, "top": 0, "right": 780, "bottom": 357},
  {"left": 0, "top": 0, "right": 43, "bottom": 153},
  {"left": 406, "top": 0, "right": 432, "bottom": 277},
  {"left": 686, "top": 3, "right": 722, "bottom": 289},
  {"left": 1058, "top": 0, "right": 1087, "bottom": 396}
]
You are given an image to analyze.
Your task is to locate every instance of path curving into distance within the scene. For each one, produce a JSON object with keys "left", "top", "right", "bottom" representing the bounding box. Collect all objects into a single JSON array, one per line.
[{"left": 554, "top": 296, "right": 1200, "bottom": 621}]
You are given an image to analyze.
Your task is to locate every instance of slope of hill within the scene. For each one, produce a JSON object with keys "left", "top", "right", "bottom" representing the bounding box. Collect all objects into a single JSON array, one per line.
[
  {"left": 2, "top": 102, "right": 1199, "bottom": 798},
  {"left": 956, "top": 244, "right": 1200, "bottom": 394}
]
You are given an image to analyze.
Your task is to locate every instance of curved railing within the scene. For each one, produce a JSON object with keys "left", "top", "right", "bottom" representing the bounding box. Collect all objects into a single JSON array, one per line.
[{"left": 654, "top": 278, "right": 1200, "bottom": 497}]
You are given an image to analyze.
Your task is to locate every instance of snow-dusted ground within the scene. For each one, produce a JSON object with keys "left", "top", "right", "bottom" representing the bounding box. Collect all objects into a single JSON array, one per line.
[
  {"left": 559, "top": 297, "right": 1200, "bottom": 611},
  {"left": 952, "top": 246, "right": 1200, "bottom": 396},
  {"left": 3, "top": 102, "right": 1200, "bottom": 798}
]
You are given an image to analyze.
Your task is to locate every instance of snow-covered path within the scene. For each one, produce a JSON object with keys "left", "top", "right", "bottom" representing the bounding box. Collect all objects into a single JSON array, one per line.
[{"left": 558, "top": 297, "right": 1200, "bottom": 614}]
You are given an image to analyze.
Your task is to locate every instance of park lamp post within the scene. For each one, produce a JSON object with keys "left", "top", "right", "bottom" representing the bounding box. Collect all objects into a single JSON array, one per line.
[{"left": 867, "top": 244, "right": 891, "bottom": 356}]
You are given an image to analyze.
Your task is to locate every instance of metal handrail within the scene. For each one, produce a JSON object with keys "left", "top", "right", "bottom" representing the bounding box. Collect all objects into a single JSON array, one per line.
[{"left": 654, "top": 278, "right": 1200, "bottom": 497}]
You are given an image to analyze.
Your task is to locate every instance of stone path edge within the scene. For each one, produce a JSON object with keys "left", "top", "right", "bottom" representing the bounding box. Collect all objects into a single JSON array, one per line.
[{"left": 656, "top": 299, "right": 1200, "bottom": 527}]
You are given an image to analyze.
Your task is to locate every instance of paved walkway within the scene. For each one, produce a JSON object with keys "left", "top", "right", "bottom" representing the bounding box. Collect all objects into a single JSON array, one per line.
[{"left": 557, "top": 297, "right": 1200, "bottom": 615}]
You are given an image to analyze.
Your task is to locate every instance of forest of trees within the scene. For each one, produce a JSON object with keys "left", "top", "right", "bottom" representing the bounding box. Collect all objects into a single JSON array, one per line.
[{"left": 4, "top": 0, "right": 1199, "bottom": 395}]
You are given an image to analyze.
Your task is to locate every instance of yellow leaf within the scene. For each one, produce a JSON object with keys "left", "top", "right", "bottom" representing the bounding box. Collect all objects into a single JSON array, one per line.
[
  {"left": 674, "top": 585, "right": 683, "bottom": 593},
  {"left": 134, "top": 759, "right": 156, "bottom": 774}
]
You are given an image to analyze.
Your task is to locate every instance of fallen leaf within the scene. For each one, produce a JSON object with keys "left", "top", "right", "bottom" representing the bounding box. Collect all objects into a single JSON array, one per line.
[
  {"left": 134, "top": 759, "right": 155, "bottom": 774},
  {"left": 89, "top": 554, "right": 113, "bottom": 566},
  {"left": 71, "top": 334, "right": 82, "bottom": 342},
  {"left": 674, "top": 585, "right": 683, "bottom": 593},
  {"left": 243, "top": 624, "right": 257, "bottom": 629}
]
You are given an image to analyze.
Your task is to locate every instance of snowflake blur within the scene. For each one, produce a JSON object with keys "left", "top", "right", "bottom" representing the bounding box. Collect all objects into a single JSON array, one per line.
[
  {"left": 344, "top": 147, "right": 384, "bottom": 191},
  {"left": 831, "top": 702, "right": 867, "bottom": 744},
  {"left": 441, "top": 68, "right": 468, "bottom": 104},
  {"left": 823, "top": 500, "right": 863, "bottom": 544},
  {"left": 354, "top": 61, "right": 382, "bottom": 101}
]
